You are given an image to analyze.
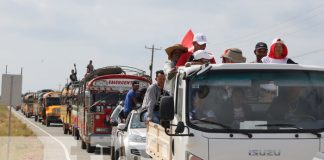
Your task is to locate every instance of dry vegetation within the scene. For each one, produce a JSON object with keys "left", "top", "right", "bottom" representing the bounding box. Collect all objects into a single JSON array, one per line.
[{"left": 0, "top": 106, "right": 43, "bottom": 160}]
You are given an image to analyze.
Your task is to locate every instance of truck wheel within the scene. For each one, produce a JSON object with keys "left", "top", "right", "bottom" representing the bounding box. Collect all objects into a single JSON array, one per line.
[
  {"left": 81, "top": 140, "right": 86, "bottom": 149},
  {"left": 86, "top": 143, "right": 95, "bottom": 153},
  {"left": 75, "top": 130, "right": 80, "bottom": 140},
  {"left": 114, "top": 150, "right": 119, "bottom": 160},
  {"left": 38, "top": 118, "right": 42, "bottom": 123},
  {"left": 46, "top": 119, "right": 50, "bottom": 127},
  {"left": 34, "top": 115, "right": 38, "bottom": 122},
  {"left": 63, "top": 125, "right": 68, "bottom": 134},
  {"left": 111, "top": 146, "right": 115, "bottom": 158},
  {"left": 72, "top": 127, "right": 75, "bottom": 137}
]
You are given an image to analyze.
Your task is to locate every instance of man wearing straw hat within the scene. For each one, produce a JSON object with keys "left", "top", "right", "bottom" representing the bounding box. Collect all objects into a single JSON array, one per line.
[
  {"left": 221, "top": 48, "right": 246, "bottom": 63},
  {"left": 163, "top": 44, "right": 188, "bottom": 95}
]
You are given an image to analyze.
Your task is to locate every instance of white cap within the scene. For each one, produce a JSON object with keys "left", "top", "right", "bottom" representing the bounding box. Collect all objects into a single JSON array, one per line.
[
  {"left": 193, "top": 50, "right": 213, "bottom": 60},
  {"left": 193, "top": 33, "right": 207, "bottom": 45}
]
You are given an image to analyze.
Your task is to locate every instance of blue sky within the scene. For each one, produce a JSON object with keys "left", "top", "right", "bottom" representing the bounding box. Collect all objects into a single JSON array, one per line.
[{"left": 0, "top": 0, "right": 324, "bottom": 92}]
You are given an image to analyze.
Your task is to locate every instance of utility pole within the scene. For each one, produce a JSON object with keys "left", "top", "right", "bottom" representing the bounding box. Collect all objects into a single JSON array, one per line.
[{"left": 145, "top": 44, "right": 161, "bottom": 79}]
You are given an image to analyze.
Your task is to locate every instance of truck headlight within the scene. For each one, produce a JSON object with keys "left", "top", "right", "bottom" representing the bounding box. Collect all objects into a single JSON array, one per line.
[
  {"left": 129, "top": 134, "right": 146, "bottom": 143},
  {"left": 186, "top": 152, "right": 203, "bottom": 160}
]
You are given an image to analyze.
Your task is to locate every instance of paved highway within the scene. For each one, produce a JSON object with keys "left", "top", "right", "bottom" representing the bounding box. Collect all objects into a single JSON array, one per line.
[{"left": 11, "top": 107, "right": 111, "bottom": 160}]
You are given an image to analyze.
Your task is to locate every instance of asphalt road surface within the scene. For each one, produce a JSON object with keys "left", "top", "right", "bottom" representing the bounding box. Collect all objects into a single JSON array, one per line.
[{"left": 11, "top": 107, "right": 111, "bottom": 160}]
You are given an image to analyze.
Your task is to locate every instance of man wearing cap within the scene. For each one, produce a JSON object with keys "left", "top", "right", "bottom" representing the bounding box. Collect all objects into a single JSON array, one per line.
[
  {"left": 185, "top": 50, "right": 214, "bottom": 67},
  {"left": 221, "top": 48, "right": 246, "bottom": 63},
  {"left": 164, "top": 44, "right": 188, "bottom": 95},
  {"left": 176, "top": 33, "right": 216, "bottom": 66},
  {"left": 123, "top": 81, "right": 140, "bottom": 117},
  {"left": 252, "top": 42, "right": 268, "bottom": 63}
]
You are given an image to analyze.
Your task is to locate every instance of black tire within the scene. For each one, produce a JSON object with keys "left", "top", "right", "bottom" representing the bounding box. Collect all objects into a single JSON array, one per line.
[
  {"left": 81, "top": 140, "right": 86, "bottom": 149},
  {"left": 46, "top": 119, "right": 50, "bottom": 127},
  {"left": 86, "top": 143, "right": 95, "bottom": 153},
  {"left": 111, "top": 146, "right": 115, "bottom": 158},
  {"left": 72, "top": 127, "right": 75, "bottom": 137},
  {"left": 38, "top": 118, "right": 42, "bottom": 122},
  {"left": 114, "top": 150, "right": 119, "bottom": 160},
  {"left": 63, "top": 125, "right": 68, "bottom": 134},
  {"left": 34, "top": 115, "right": 38, "bottom": 122},
  {"left": 75, "top": 129, "right": 80, "bottom": 140}
]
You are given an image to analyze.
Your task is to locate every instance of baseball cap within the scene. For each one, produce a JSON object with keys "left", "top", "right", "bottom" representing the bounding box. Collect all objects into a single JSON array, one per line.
[
  {"left": 193, "top": 33, "right": 207, "bottom": 45},
  {"left": 193, "top": 50, "right": 213, "bottom": 60},
  {"left": 132, "top": 81, "right": 140, "bottom": 85},
  {"left": 255, "top": 42, "right": 268, "bottom": 50}
]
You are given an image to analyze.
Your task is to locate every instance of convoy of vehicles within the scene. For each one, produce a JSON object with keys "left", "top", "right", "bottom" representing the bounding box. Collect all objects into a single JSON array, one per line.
[
  {"left": 146, "top": 63, "right": 324, "bottom": 160},
  {"left": 18, "top": 63, "right": 324, "bottom": 160}
]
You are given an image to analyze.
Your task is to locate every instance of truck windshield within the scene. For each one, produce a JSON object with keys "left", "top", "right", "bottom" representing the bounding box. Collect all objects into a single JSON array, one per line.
[
  {"left": 46, "top": 97, "right": 61, "bottom": 106},
  {"left": 188, "top": 70, "right": 324, "bottom": 132},
  {"left": 92, "top": 92, "right": 126, "bottom": 105}
]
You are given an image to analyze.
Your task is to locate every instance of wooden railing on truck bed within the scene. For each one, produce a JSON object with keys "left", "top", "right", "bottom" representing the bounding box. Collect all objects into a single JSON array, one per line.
[{"left": 146, "top": 122, "right": 172, "bottom": 160}]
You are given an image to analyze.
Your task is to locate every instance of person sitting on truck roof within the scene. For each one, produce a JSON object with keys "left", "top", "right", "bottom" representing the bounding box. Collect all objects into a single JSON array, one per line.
[
  {"left": 176, "top": 33, "right": 216, "bottom": 66},
  {"left": 87, "top": 60, "right": 94, "bottom": 73},
  {"left": 164, "top": 44, "right": 188, "bottom": 96},
  {"left": 221, "top": 48, "right": 246, "bottom": 63},
  {"left": 142, "top": 70, "right": 169, "bottom": 124},
  {"left": 261, "top": 38, "right": 297, "bottom": 64},
  {"left": 252, "top": 42, "right": 268, "bottom": 63},
  {"left": 185, "top": 50, "right": 214, "bottom": 67},
  {"left": 123, "top": 81, "right": 140, "bottom": 118}
]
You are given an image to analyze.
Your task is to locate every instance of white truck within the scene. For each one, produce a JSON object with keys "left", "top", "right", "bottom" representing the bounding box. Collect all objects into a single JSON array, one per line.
[{"left": 146, "top": 63, "right": 324, "bottom": 160}]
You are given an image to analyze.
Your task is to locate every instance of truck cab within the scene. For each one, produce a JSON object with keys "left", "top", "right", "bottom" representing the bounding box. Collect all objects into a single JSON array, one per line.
[{"left": 147, "top": 63, "right": 324, "bottom": 160}]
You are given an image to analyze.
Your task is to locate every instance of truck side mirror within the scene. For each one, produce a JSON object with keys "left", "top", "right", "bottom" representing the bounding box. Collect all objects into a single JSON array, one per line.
[{"left": 159, "top": 96, "right": 174, "bottom": 121}]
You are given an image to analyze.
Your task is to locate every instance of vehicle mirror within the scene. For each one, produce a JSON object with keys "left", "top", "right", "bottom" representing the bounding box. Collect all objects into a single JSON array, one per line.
[
  {"left": 117, "top": 123, "right": 126, "bottom": 130},
  {"left": 159, "top": 96, "right": 174, "bottom": 121}
]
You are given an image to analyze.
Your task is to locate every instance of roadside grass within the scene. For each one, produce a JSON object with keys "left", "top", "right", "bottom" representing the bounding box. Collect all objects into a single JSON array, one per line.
[
  {"left": 0, "top": 105, "right": 43, "bottom": 160},
  {"left": 0, "top": 106, "right": 34, "bottom": 136}
]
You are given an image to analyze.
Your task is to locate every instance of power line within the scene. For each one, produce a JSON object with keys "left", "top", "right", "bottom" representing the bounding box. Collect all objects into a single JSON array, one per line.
[
  {"left": 212, "top": 4, "right": 324, "bottom": 47},
  {"left": 292, "top": 48, "right": 324, "bottom": 58}
]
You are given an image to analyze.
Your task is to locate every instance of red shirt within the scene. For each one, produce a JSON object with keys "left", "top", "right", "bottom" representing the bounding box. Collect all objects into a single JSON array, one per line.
[{"left": 176, "top": 51, "right": 216, "bottom": 66}]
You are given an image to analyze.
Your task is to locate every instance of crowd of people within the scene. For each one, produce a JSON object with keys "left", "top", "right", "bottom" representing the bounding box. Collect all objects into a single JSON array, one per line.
[{"left": 69, "top": 33, "right": 300, "bottom": 124}]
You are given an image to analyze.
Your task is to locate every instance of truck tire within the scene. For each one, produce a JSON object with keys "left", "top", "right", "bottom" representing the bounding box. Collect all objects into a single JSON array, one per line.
[
  {"left": 114, "top": 150, "right": 119, "bottom": 160},
  {"left": 86, "top": 143, "right": 95, "bottom": 153},
  {"left": 46, "top": 119, "right": 50, "bottom": 127},
  {"left": 111, "top": 146, "right": 115, "bottom": 159},
  {"left": 75, "top": 129, "right": 80, "bottom": 140},
  {"left": 72, "top": 127, "right": 75, "bottom": 137},
  {"left": 38, "top": 118, "right": 42, "bottom": 123},
  {"left": 81, "top": 140, "right": 86, "bottom": 149},
  {"left": 63, "top": 125, "right": 68, "bottom": 134},
  {"left": 34, "top": 115, "right": 38, "bottom": 122}
]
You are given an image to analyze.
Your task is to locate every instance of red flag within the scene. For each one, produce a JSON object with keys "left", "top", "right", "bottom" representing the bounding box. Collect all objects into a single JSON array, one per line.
[{"left": 181, "top": 29, "right": 194, "bottom": 50}]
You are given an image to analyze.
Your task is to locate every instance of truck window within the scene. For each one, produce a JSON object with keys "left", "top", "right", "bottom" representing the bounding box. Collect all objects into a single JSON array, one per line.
[{"left": 188, "top": 70, "right": 324, "bottom": 132}]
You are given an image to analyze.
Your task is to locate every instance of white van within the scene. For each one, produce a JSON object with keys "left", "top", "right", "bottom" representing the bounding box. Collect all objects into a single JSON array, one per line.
[{"left": 147, "top": 63, "right": 324, "bottom": 160}]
